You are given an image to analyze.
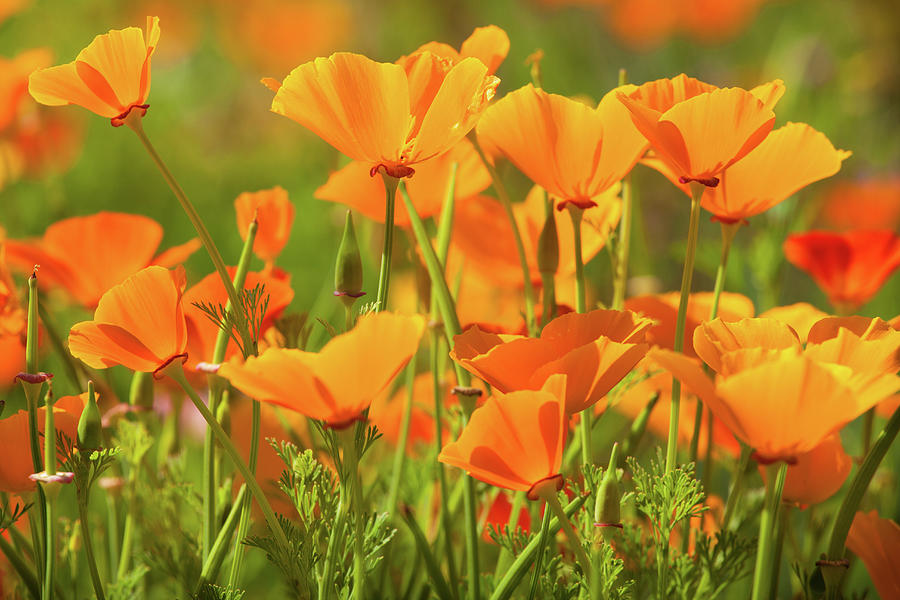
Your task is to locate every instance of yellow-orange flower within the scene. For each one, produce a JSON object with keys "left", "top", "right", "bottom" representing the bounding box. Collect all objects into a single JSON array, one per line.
[
  {"left": 28, "top": 17, "right": 160, "bottom": 126},
  {"left": 263, "top": 51, "right": 499, "bottom": 178},
  {"left": 846, "top": 510, "right": 900, "bottom": 599},
  {"left": 234, "top": 187, "right": 295, "bottom": 265},
  {"left": 398, "top": 25, "right": 510, "bottom": 76}
]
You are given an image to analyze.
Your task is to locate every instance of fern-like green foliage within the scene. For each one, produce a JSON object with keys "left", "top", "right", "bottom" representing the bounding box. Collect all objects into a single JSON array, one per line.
[
  {"left": 192, "top": 584, "right": 247, "bottom": 600},
  {"left": 107, "top": 565, "right": 150, "bottom": 600},
  {"left": 193, "top": 282, "right": 269, "bottom": 358},
  {"left": 669, "top": 530, "right": 755, "bottom": 599}
]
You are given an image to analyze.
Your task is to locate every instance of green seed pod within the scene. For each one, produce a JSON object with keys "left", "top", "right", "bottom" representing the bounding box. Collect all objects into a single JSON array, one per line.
[
  {"left": 595, "top": 442, "right": 622, "bottom": 542},
  {"left": 77, "top": 381, "right": 102, "bottom": 451},
  {"left": 334, "top": 211, "right": 364, "bottom": 301}
]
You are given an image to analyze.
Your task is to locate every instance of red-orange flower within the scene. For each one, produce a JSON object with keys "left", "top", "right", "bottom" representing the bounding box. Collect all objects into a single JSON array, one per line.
[
  {"left": 28, "top": 17, "right": 160, "bottom": 126},
  {"left": 846, "top": 510, "right": 900, "bottom": 599},
  {"left": 438, "top": 376, "right": 567, "bottom": 498},
  {"left": 6, "top": 211, "right": 199, "bottom": 308},
  {"left": 68, "top": 265, "right": 188, "bottom": 374},
  {"left": 476, "top": 84, "right": 647, "bottom": 210},
  {"left": 234, "top": 187, "right": 295, "bottom": 265},
  {"left": 761, "top": 434, "right": 851, "bottom": 507},
  {"left": 0, "top": 234, "right": 25, "bottom": 387},
  {"left": 617, "top": 74, "right": 779, "bottom": 186},
  {"left": 482, "top": 490, "right": 534, "bottom": 542},
  {"left": 263, "top": 51, "right": 499, "bottom": 178},
  {"left": 783, "top": 230, "right": 900, "bottom": 312},
  {"left": 452, "top": 309, "right": 653, "bottom": 414},
  {"left": 398, "top": 25, "right": 510, "bottom": 76},
  {"left": 820, "top": 176, "right": 900, "bottom": 231},
  {"left": 0, "top": 48, "right": 51, "bottom": 132},
  {"left": 218, "top": 312, "right": 425, "bottom": 428}
]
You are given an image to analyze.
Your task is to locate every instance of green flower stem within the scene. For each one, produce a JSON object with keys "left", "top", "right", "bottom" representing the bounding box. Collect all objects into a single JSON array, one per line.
[
  {"left": 375, "top": 173, "right": 401, "bottom": 312},
  {"left": 435, "top": 163, "right": 459, "bottom": 265},
  {"left": 539, "top": 490, "right": 592, "bottom": 588},
  {"left": 861, "top": 408, "right": 874, "bottom": 456},
  {"left": 387, "top": 361, "right": 417, "bottom": 512},
  {"left": 41, "top": 499, "right": 54, "bottom": 600},
  {"left": 41, "top": 393, "right": 56, "bottom": 600},
  {"left": 612, "top": 174, "right": 633, "bottom": 310},
  {"left": 823, "top": 404, "right": 900, "bottom": 599},
  {"left": 751, "top": 462, "right": 787, "bottom": 600},
  {"left": 77, "top": 499, "right": 106, "bottom": 600},
  {"left": 338, "top": 427, "right": 367, "bottom": 600},
  {"left": 318, "top": 493, "right": 348, "bottom": 600},
  {"left": 567, "top": 205, "right": 594, "bottom": 472},
  {"left": 721, "top": 444, "right": 753, "bottom": 529},
  {"left": 0, "top": 532, "right": 39, "bottom": 599},
  {"left": 460, "top": 414, "right": 482, "bottom": 600},
  {"left": 768, "top": 502, "right": 789, "bottom": 600},
  {"left": 124, "top": 115, "right": 252, "bottom": 352},
  {"left": 105, "top": 493, "right": 119, "bottom": 582},
  {"left": 401, "top": 506, "right": 454, "bottom": 600},
  {"left": 665, "top": 186, "right": 704, "bottom": 474},
  {"left": 164, "top": 363, "right": 289, "bottom": 550},
  {"left": 470, "top": 135, "right": 537, "bottom": 337},
  {"left": 527, "top": 508, "right": 552, "bottom": 600},
  {"left": 197, "top": 484, "right": 247, "bottom": 591},
  {"left": 36, "top": 303, "right": 83, "bottom": 391}
]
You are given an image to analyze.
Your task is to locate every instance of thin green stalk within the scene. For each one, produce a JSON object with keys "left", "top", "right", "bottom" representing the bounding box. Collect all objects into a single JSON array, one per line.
[
  {"left": 861, "top": 408, "right": 874, "bottom": 456},
  {"left": 751, "top": 462, "right": 787, "bottom": 600},
  {"left": 527, "top": 509, "right": 552, "bottom": 600},
  {"left": 117, "top": 371, "right": 152, "bottom": 580},
  {"left": 105, "top": 493, "right": 119, "bottom": 582},
  {"left": 123, "top": 115, "right": 252, "bottom": 352},
  {"left": 197, "top": 485, "right": 247, "bottom": 591},
  {"left": 665, "top": 186, "right": 704, "bottom": 474},
  {"left": 164, "top": 363, "right": 289, "bottom": 550},
  {"left": 721, "top": 444, "right": 753, "bottom": 529},
  {"left": 41, "top": 393, "right": 56, "bottom": 600},
  {"left": 339, "top": 428, "right": 367, "bottom": 600},
  {"left": 401, "top": 506, "right": 454, "bottom": 600},
  {"left": 226, "top": 399, "right": 259, "bottom": 585},
  {"left": 568, "top": 206, "right": 593, "bottom": 472},
  {"left": 375, "top": 173, "right": 401, "bottom": 312},
  {"left": 461, "top": 415, "right": 482, "bottom": 600},
  {"left": 387, "top": 361, "right": 417, "bottom": 512},
  {"left": 541, "top": 491, "right": 591, "bottom": 587},
  {"left": 612, "top": 174, "right": 633, "bottom": 310},
  {"left": 78, "top": 500, "right": 106, "bottom": 600},
  {"left": 768, "top": 502, "right": 789, "bottom": 600},
  {"left": 0, "top": 533, "right": 40, "bottom": 599},
  {"left": 318, "top": 494, "right": 348, "bottom": 600}
]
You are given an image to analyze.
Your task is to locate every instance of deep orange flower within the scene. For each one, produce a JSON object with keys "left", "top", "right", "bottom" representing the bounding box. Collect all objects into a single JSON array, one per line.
[
  {"left": 28, "top": 17, "right": 160, "bottom": 126},
  {"left": 761, "top": 434, "right": 851, "bottom": 507},
  {"left": 820, "top": 176, "right": 900, "bottom": 231},
  {"left": 263, "top": 51, "right": 499, "bottom": 178},
  {"left": 452, "top": 309, "right": 653, "bottom": 414},
  {"left": 234, "top": 186, "right": 295, "bottom": 265},
  {"left": 783, "top": 230, "right": 900, "bottom": 312},
  {"left": 482, "top": 490, "right": 533, "bottom": 542},
  {"left": 758, "top": 302, "right": 829, "bottom": 341},
  {"left": 398, "top": 25, "right": 510, "bottom": 76},
  {"left": 68, "top": 265, "right": 188, "bottom": 374},
  {"left": 6, "top": 211, "right": 199, "bottom": 308},
  {"left": 476, "top": 84, "right": 647, "bottom": 210},
  {"left": 314, "top": 138, "right": 490, "bottom": 226},
  {"left": 438, "top": 376, "right": 567, "bottom": 498},
  {"left": 0, "top": 394, "right": 85, "bottom": 493},
  {"left": 617, "top": 74, "right": 778, "bottom": 186},
  {"left": 0, "top": 48, "right": 51, "bottom": 132},
  {"left": 847, "top": 511, "right": 900, "bottom": 599},
  {"left": 0, "top": 235, "right": 24, "bottom": 387},
  {"left": 183, "top": 268, "right": 294, "bottom": 372},
  {"left": 218, "top": 312, "right": 425, "bottom": 428}
]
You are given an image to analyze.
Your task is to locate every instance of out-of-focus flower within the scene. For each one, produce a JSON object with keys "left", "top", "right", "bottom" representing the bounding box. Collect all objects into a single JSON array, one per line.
[
  {"left": 482, "top": 490, "right": 533, "bottom": 542},
  {"left": 758, "top": 302, "right": 829, "bottom": 341},
  {"left": 6, "top": 211, "right": 199, "bottom": 308},
  {"left": 783, "top": 230, "right": 900, "bottom": 313},
  {"left": 234, "top": 186, "right": 295, "bottom": 266},
  {"left": 219, "top": 312, "right": 425, "bottom": 428},
  {"left": 820, "top": 176, "right": 900, "bottom": 231},
  {"left": 11, "top": 108, "right": 84, "bottom": 178},
  {"left": 263, "top": 51, "right": 499, "bottom": 179},
  {"left": 68, "top": 266, "right": 189, "bottom": 374},
  {"left": 0, "top": 48, "right": 51, "bottom": 132},
  {"left": 761, "top": 433, "right": 851, "bottom": 507},
  {"left": 846, "top": 510, "right": 900, "bottom": 599},
  {"left": 398, "top": 25, "right": 510, "bottom": 76},
  {"left": 452, "top": 309, "right": 653, "bottom": 414},
  {"left": 477, "top": 84, "right": 647, "bottom": 210},
  {"left": 439, "top": 376, "right": 567, "bottom": 498},
  {"left": 0, "top": 233, "right": 24, "bottom": 387},
  {"left": 28, "top": 17, "right": 160, "bottom": 126}
]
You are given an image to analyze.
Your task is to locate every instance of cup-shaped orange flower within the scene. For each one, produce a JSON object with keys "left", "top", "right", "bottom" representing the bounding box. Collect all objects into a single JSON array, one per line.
[
  {"left": 821, "top": 176, "right": 900, "bottom": 231},
  {"left": 398, "top": 25, "right": 510, "bottom": 76},
  {"left": 234, "top": 186, "right": 295, "bottom": 265},
  {"left": 451, "top": 309, "right": 653, "bottom": 414},
  {"left": 263, "top": 51, "right": 499, "bottom": 178},
  {"left": 617, "top": 74, "right": 778, "bottom": 186},
  {"left": 68, "top": 265, "right": 188, "bottom": 374},
  {"left": 762, "top": 433, "right": 851, "bottom": 507},
  {"left": 846, "top": 510, "right": 900, "bottom": 599},
  {"left": 6, "top": 211, "right": 199, "bottom": 308},
  {"left": 783, "top": 230, "right": 900, "bottom": 312},
  {"left": 438, "top": 376, "right": 567, "bottom": 499},
  {"left": 476, "top": 84, "right": 648, "bottom": 209},
  {"left": 28, "top": 17, "right": 160, "bottom": 126},
  {"left": 218, "top": 312, "right": 425, "bottom": 428}
]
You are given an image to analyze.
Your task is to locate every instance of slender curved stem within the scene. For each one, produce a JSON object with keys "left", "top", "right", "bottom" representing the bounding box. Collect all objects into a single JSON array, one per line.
[
  {"left": 196, "top": 485, "right": 246, "bottom": 591},
  {"left": 568, "top": 206, "right": 594, "bottom": 472},
  {"left": 338, "top": 428, "right": 367, "bottom": 600},
  {"left": 751, "top": 463, "right": 787, "bottom": 600},
  {"left": 612, "top": 174, "right": 633, "bottom": 310},
  {"left": 375, "top": 173, "right": 400, "bottom": 312},
  {"left": 318, "top": 493, "right": 348, "bottom": 600},
  {"left": 387, "top": 362, "right": 417, "bottom": 512},
  {"left": 78, "top": 500, "right": 106, "bottom": 600},
  {"left": 541, "top": 491, "right": 591, "bottom": 586},
  {"left": 721, "top": 444, "right": 753, "bottom": 529},
  {"left": 527, "top": 509, "right": 552, "bottom": 600}
]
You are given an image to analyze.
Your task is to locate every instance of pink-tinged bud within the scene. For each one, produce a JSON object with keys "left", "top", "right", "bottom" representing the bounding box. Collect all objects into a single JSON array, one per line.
[
  {"left": 14, "top": 371, "right": 53, "bottom": 384},
  {"left": 29, "top": 471, "right": 74, "bottom": 484}
]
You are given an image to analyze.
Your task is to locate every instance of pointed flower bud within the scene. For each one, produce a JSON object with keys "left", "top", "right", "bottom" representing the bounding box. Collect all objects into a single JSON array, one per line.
[
  {"left": 77, "top": 381, "right": 102, "bottom": 451},
  {"left": 334, "top": 211, "right": 364, "bottom": 300},
  {"left": 595, "top": 442, "right": 623, "bottom": 541}
]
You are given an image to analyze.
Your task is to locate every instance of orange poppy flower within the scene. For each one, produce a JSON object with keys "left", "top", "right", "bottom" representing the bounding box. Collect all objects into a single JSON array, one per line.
[
  {"left": 234, "top": 186, "right": 295, "bottom": 265},
  {"left": 28, "top": 17, "right": 161, "bottom": 126},
  {"left": 846, "top": 511, "right": 900, "bottom": 599},
  {"left": 0, "top": 235, "right": 25, "bottom": 388},
  {"left": 0, "top": 394, "right": 86, "bottom": 493},
  {"left": 761, "top": 433, "right": 851, "bottom": 507},
  {"left": 11, "top": 108, "right": 84, "bottom": 179},
  {"left": 783, "top": 230, "right": 900, "bottom": 312},
  {"left": 820, "top": 176, "right": 900, "bottom": 231},
  {"left": 482, "top": 490, "right": 533, "bottom": 542},
  {"left": 451, "top": 309, "right": 653, "bottom": 414},
  {"left": 758, "top": 302, "right": 829, "bottom": 341},
  {"left": 644, "top": 122, "right": 850, "bottom": 223},
  {"left": 438, "top": 376, "right": 567, "bottom": 498},
  {"left": 263, "top": 51, "right": 499, "bottom": 178},
  {"left": 218, "top": 312, "right": 425, "bottom": 428},
  {"left": 0, "top": 48, "right": 51, "bottom": 132},
  {"left": 6, "top": 211, "right": 199, "bottom": 308},
  {"left": 182, "top": 268, "right": 294, "bottom": 372},
  {"left": 476, "top": 84, "right": 647, "bottom": 209},
  {"left": 68, "top": 265, "right": 189, "bottom": 374},
  {"left": 397, "top": 25, "right": 510, "bottom": 76},
  {"left": 314, "top": 137, "right": 490, "bottom": 226},
  {"left": 617, "top": 74, "right": 778, "bottom": 186}
]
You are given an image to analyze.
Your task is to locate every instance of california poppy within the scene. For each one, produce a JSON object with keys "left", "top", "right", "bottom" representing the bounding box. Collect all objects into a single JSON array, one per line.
[
  {"left": 234, "top": 187, "right": 295, "bottom": 266},
  {"left": 476, "top": 84, "right": 647, "bottom": 210},
  {"left": 28, "top": 17, "right": 160, "bottom": 126},
  {"left": 218, "top": 312, "right": 425, "bottom": 428},
  {"left": 6, "top": 211, "right": 199, "bottom": 308},
  {"left": 397, "top": 25, "right": 510, "bottom": 76},
  {"left": 68, "top": 265, "right": 189, "bottom": 374},
  {"left": 783, "top": 230, "right": 900, "bottom": 312},
  {"left": 0, "top": 235, "right": 24, "bottom": 387},
  {"left": 452, "top": 308, "right": 653, "bottom": 414},
  {"left": 820, "top": 176, "right": 900, "bottom": 232},
  {"left": 846, "top": 511, "right": 900, "bottom": 599},
  {"left": 438, "top": 375, "right": 567, "bottom": 499},
  {"left": 617, "top": 74, "right": 779, "bottom": 186},
  {"left": 263, "top": 51, "right": 499, "bottom": 179},
  {"left": 482, "top": 490, "right": 533, "bottom": 542},
  {"left": 758, "top": 302, "right": 829, "bottom": 341},
  {"left": 762, "top": 433, "right": 851, "bottom": 507},
  {"left": 0, "top": 48, "right": 51, "bottom": 132}
]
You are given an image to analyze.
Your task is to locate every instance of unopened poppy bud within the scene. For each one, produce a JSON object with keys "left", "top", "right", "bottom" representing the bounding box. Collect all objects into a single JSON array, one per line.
[
  {"left": 334, "top": 211, "right": 364, "bottom": 303},
  {"left": 537, "top": 207, "right": 559, "bottom": 275},
  {"left": 595, "top": 442, "right": 623, "bottom": 542},
  {"left": 77, "top": 381, "right": 102, "bottom": 451}
]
